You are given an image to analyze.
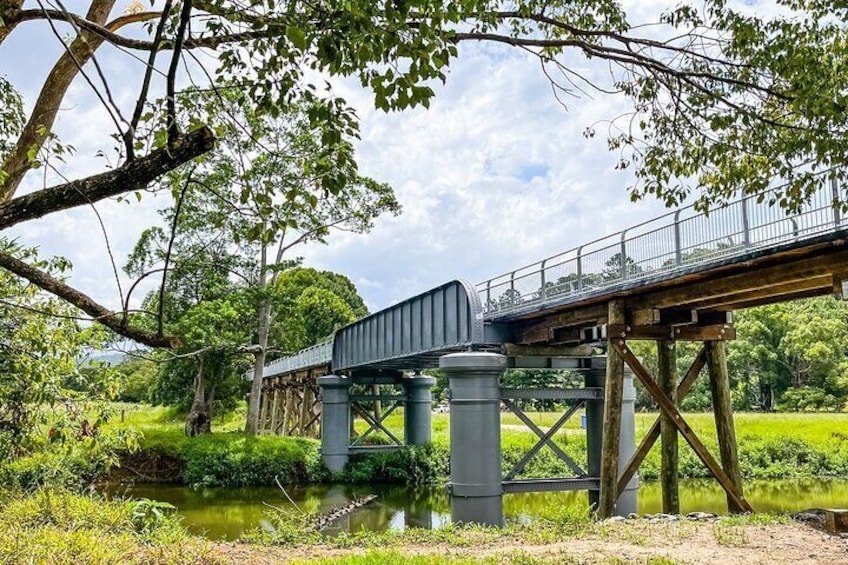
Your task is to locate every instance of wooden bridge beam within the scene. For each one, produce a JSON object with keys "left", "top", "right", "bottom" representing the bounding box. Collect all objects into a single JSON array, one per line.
[
  {"left": 610, "top": 339, "right": 753, "bottom": 513},
  {"left": 657, "top": 339, "right": 679, "bottom": 515},
  {"left": 598, "top": 299, "right": 625, "bottom": 519},
  {"left": 706, "top": 340, "right": 746, "bottom": 513},
  {"left": 617, "top": 347, "right": 706, "bottom": 497}
]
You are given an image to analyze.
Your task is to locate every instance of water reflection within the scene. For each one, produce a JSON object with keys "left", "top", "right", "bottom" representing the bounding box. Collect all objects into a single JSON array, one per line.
[{"left": 104, "top": 478, "right": 848, "bottom": 540}]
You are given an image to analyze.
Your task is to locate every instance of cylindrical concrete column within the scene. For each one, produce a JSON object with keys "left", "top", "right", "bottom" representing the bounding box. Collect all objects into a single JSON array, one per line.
[
  {"left": 441, "top": 352, "right": 506, "bottom": 527},
  {"left": 585, "top": 356, "right": 606, "bottom": 512},
  {"left": 404, "top": 374, "right": 437, "bottom": 446},
  {"left": 317, "top": 375, "right": 351, "bottom": 473},
  {"left": 617, "top": 366, "right": 639, "bottom": 516}
]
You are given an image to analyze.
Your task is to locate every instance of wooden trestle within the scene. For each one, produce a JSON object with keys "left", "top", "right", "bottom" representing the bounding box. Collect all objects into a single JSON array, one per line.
[
  {"left": 257, "top": 368, "right": 325, "bottom": 438},
  {"left": 503, "top": 238, "right": 848, "bottom": 518}
]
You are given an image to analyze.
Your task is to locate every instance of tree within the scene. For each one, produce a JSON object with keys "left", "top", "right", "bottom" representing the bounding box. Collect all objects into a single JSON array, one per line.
[
  {"left": 2, "top": 1, "right": 848, "bottom": 353},
  {"left": 124, "top": 92, "right": 396, "bottom": 434},
  {"left": 0, "top": 241, "right": 116, "bottom": 459},
  {"left": 728, "top": 296, "right": 848, "bottom": 411}
]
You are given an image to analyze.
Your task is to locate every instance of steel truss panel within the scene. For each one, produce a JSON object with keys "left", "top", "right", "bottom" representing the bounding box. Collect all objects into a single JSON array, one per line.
[
  {"left": 502, "top": 477, "right": 599, "bottom": 493},
  {"left": 500, "top": 387, "right": 603, "bottom": 400},
  {"left": 333, "top": 279, "right": 486, "bottom": 371}
]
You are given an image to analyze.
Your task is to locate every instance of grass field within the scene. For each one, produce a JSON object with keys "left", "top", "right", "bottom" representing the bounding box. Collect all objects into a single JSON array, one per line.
[{"left": 96, "top": 404, "right": 848, "bottom": 486}]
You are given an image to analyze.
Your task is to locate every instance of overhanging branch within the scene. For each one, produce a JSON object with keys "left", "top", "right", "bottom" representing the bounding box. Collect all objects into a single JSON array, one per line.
[
  {"left": 0, "top": 251, "right": 178, "bottom": 348},
  {"left": 0, "top": 127, "right": 215, "bottom": 230}
]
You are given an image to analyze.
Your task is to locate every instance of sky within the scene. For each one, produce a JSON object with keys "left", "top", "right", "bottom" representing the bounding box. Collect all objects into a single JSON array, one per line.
[{"left": 2, "top": 1, "right": 703, "bottom": 317}]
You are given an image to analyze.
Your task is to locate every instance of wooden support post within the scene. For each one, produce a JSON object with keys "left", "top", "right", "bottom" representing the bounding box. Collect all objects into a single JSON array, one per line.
[
  {"left": 611, "top": 340, "right": 753, "bottom": 513},
  {"left": 706, "top": 340, "right": 745, "bottom": 513},
  {"left": 285, "top": 387, "right": 297, "bottom": 437},
  {"left": 657, "top": 340, "right": 680, "bottom": 514},
  {"left": 258, "top": 390, "right": 269, "bottom": 434},
  {"left": 599, "top": 299, "right": 625, "bottom": 519},
  {"left": 617, "top": 348, "right": 706, "bottom": 496},
  {"left": 300, "top": 383, "right": 314, "bottom": 436},
  {"left": 279, "top": 386, "right": 290, "bottom": 435},
  {"left": 269, "top": 389, "right": 280, "bottom": 436}
]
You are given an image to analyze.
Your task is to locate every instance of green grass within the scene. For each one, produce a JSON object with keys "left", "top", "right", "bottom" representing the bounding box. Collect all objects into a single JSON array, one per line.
[
  {"left": 0, "top": 488, "right": 215, "bottom": 564},
  {"left": 105, "top": 405, "right": 848, "bottom": 488},
  {"left": 353, "top": 409, "right": 848, "bottom": 481}
]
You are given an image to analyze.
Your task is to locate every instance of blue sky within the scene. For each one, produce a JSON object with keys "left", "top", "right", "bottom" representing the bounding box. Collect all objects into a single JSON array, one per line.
[{"left": 2, "top": 1, "right": 699, "bottom": 316}]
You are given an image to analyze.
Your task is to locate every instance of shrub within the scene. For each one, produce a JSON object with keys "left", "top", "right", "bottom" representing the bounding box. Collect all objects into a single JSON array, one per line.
[
  {"left": 342, "top": 444, "right": 448, "bottom": 485},
  {"left": 181, "top": 433, "right": 323, "bottom": 487}
]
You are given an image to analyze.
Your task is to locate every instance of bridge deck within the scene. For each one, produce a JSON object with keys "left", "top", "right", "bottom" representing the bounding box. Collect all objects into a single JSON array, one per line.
[{"left": 263, "top": 173, "right": 847, "bottom": 378}]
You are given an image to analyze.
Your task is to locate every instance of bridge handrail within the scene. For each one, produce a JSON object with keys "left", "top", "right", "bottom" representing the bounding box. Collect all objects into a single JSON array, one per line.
[
  {"left": 477, "top": 171, "right": 843, "bottom": 317},
  {"left": 260, "top": 339, "right": 333, "bottom": 378}
]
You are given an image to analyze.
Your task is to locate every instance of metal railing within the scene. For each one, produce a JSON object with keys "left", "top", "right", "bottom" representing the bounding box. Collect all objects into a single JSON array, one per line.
[
  {"left": 477, "top": 173, "right": 844, "bottom": 318},
  {"left": 261, "top": 339, "right": 333, "bottom": 378}
]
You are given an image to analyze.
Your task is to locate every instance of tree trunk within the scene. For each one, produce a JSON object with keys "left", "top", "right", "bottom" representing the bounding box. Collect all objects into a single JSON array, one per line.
[
  {"left": 246, "top": 238, "right": 271, "bottom": 435},
  {"left": 186, "top": 356, "right": 212, "bottom": 436}
]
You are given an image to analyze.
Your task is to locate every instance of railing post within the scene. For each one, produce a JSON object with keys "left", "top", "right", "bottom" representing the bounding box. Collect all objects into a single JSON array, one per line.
[
  {"left": 404, "top": 373, "right": 437, "bottom": 446},
  {"left": 619, "top": 230, "right": 628, "bottom": 280},
  {"left": 741, "top": 195, "right": 751, "bottom": 247},
  {"left": 577, "top": 245, "right": 584, "bottom": 291},
  {"left": 486, "top": 280, "right": 492, "bottom": 311},
  {"left": 442, "top": 352, "right": 506, "bottom": 527},
  {"left": 832, "top": 177, "right": 842, "bottom": 228},
  {"left": 673, "top": 210, "right": 683, "bottom": 266},
  {"left": 540, "top": 259, "right": 547, "bottom": 300},
  {"left": 317, "top": 375, "right": 350, "bottom": 473}
]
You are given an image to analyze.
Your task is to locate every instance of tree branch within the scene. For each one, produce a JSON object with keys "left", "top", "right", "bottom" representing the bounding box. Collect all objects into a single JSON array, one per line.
[
  {"left": 0, "top": 1, "right": 161, "bottom": 201},
  {"left": 0, "top": 251, "right": 177, "bottom": 348},
  {"left": 0, "top": 127, "right": 215, "bottom": 230}
]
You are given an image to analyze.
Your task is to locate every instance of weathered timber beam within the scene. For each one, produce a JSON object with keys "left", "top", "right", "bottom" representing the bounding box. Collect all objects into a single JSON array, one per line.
[
  {"left": 610, "top": 339, "right": 753, "bottom": 513},
  {"left": 501, "top": 343, "right": 596, "bottom": 357},
  {"left": 712, "top": 286, "right": 833, "bottom": 312},
  {"left": 681, "top": 275, "right": 835, "bottom": 312},
  {"left": 598, "top": 299, "right": 625, "bottom": 519},
  {"left": 657, "top": 339, "right": 679, "bottom": 515},
  {"left": 706, "top": 341, "right": 746, "bottom": 513},
  {"left": 616, "top": 348, "right": 706, "bottom": 496},
  {"left": 606, "top": 324, "right": 735, "bottom": 342},
  {"left": 629, "top": 251, "right": 848, "bottom": 323},
  {"left": 510, "top": 304, "right": 606, "bottom": 344}
]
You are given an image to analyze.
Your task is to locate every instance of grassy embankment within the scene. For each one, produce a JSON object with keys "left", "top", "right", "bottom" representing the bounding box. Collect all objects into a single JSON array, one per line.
[{"left": 0, "top": 486, "right": 804, "bottom": 564}]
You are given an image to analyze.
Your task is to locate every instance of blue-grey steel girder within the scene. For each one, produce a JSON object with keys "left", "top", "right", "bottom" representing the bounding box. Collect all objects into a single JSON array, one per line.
[{"left": 332, "top": 279, "right": 486, "bottom": 372}]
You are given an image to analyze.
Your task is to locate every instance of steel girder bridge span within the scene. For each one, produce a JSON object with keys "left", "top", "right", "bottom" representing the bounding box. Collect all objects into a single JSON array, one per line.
[{"left": 256, "top": 173, "right": 848, "bottom": 525}]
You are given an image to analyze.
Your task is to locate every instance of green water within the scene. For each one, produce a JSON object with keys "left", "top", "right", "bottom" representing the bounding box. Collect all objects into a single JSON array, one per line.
[{"left": 105, "top": 479, "right": 848, "bottom": 540}]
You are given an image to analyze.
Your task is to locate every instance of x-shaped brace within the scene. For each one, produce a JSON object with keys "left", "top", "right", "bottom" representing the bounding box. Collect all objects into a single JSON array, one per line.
[
  {"left": 609, "top": 339, "right": 753, "bottom": 513},
  {"left": 350, "top": 400, "right": 402, "bottom": 446},
  {"left": 502, "top": 398, "right": 586, "bottom": 479}
]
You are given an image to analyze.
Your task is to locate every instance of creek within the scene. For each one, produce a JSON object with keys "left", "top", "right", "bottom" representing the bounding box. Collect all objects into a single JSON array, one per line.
[{"left": 104, "top": 478, "right": 848, "bottom": 540}]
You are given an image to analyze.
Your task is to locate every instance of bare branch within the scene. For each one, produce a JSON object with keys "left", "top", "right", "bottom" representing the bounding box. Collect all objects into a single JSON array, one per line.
[{"left": 0, "top": 252, "right": 177, "bottom": 348}]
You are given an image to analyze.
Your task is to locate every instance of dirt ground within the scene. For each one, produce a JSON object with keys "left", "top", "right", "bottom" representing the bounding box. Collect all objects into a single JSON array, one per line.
[{"left": 211, "top": 520, "right": 848, "bottom": 564}]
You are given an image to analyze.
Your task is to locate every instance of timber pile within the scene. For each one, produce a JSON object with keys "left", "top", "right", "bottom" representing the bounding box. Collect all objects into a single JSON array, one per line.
[{"left": 314, "top": 495, "right": 378, "bottom": 531}]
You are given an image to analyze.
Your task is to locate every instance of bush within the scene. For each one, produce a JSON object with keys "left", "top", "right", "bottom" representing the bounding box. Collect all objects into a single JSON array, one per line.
[
  {"left": 342, "top": 444, "right": 448, "bottom": 485},
  {"left": 180, "top": 433, "right": 324, "bottom": 487},
  {"left": 0, "top": 451, "right": 104, "bottom": 492},
  {"left": 0, "top": 489, "right": 210, "bottom": 564}
]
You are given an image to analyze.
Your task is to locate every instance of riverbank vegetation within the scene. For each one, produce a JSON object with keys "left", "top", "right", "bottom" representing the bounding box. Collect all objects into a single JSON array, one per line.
[{"left": 88, "top": 404, "right": 847, "bottom": 489}]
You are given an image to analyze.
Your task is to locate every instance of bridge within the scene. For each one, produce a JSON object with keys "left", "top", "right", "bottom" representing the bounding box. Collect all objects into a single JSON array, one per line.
[{"left": 254, "top": 173, "right": 848, "bottom": 525}]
